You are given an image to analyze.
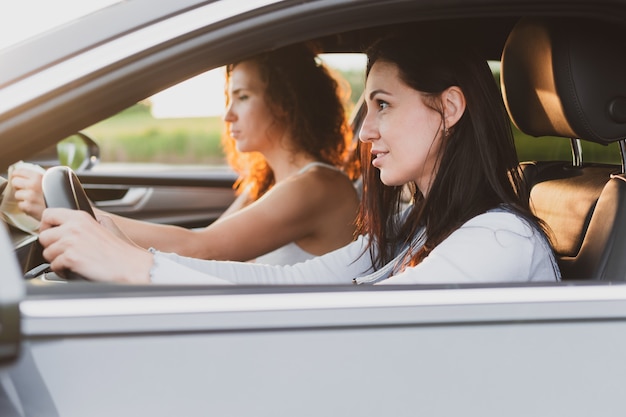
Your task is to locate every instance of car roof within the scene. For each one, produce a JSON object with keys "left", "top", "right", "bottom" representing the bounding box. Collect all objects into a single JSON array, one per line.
[{"left": 1, "top": 0, "right": 626, "bottom": 169}]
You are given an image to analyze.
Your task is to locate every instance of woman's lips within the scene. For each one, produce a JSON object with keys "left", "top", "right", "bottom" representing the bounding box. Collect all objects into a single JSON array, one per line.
[{"left": 371, "top": 150, "right": 388, "bottom": 167}]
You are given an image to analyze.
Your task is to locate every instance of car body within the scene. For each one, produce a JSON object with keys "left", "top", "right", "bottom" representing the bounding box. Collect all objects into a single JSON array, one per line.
[{"left": 2, "top": 0, "right": 626, "bottom": 416}]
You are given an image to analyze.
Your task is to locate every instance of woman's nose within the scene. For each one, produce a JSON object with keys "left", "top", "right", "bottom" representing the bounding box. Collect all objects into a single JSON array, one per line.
[
  {"left": 358, "top": 110, "right": 378, "bottom": 143},
  {"left": 223, "top": 103, "right": 236, "bottom": 122}
]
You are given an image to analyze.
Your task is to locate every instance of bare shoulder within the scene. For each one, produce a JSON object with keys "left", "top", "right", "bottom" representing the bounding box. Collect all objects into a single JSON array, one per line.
[
  {"left": 270, "top": 164, "right": 359, "bottom": 246},
  {"left": 285, "top": 165, "right": 358, "bottom": 203},
  {"left": 257, "top": 165, "right": 358, "bottom": 227}
]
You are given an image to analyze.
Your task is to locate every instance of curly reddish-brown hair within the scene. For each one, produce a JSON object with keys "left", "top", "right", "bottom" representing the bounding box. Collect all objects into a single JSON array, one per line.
[{"left": 223, "top": 42, "right": 356, "bottom": 201}]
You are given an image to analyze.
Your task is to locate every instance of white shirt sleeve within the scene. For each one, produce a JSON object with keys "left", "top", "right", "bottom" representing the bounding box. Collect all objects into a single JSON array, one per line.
[
  {"left": 378, "top": 211, "right": 558, "bottom": 284},
  {"left": 150, "top": 235, "right": 375, "bottom": 285},
  {"left": 149, "top": 211, "right": 559, "bottom": 285}
]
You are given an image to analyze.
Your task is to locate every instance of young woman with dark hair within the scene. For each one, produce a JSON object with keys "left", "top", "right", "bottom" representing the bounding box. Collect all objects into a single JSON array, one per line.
[
  {"left": 36, "top": 32, "right": 560, "bottom": 284},
  {"left": 357, "top": 33, "right": 546, "bottom": 274}
]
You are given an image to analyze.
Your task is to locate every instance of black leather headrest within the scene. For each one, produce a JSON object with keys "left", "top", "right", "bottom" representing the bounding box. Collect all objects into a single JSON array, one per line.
[{"left": 501, "top": 18, "right": 626, "bottom": 144}]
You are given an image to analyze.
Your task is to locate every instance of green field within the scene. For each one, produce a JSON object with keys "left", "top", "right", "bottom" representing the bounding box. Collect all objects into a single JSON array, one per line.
[
  {"left": 513, "top": 127, "right": 621, "bottom": 164},
  {"left": 84, "top": 104, "right": 227, "bottom": 165},
  {"left": 82, "top": 93, "right": 622, "bottom": 167}
]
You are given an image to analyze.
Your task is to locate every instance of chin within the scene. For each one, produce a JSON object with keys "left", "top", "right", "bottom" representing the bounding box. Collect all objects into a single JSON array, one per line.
[
  {"left": 235, "top": 142, "right": 249, "bottom": 153},
  {"left": 379, "top": 175, "right": 402, "bottom": 187}
]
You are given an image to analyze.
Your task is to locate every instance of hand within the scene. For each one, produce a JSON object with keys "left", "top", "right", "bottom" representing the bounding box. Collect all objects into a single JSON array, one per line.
[
  {"left": 10, "top": 166, "right": 46, "bottom": 220},
  {"left": 38, "top": 208, "right": 153, "bottom": 283},
  {"left": 97, "top": 214, "right": 140, "bottom": 247}
]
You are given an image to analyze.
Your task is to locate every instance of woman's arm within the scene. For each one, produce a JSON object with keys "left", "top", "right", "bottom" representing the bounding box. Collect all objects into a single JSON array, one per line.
[
  {"left": 38, "top": 208, "right": 154, "bottom": 284},
  {"left": 104, "top": 169, "right": 356, "bottom": 261},
  {"left": 14, "top": 163, "right": 357, "bottom": 261},
  {"left": 149, "top": 234, "right": 373, "bottom": 285},
  {"left": 91, "top": 188, "right": 254, "bottom": 257},
  {"left": 378, "top": 211, "right": 560, "bottom": 285},
  {"left": 38, "top": 206, "right": 371, "bottom": 285}
]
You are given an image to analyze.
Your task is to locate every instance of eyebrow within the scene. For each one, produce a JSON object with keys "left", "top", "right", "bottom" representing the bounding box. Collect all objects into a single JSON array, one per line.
[
  {"left": 368, "top": 89, "right": 390, "bottom": 100},
  {"left": 229, "top": 87, "right": 250, "bottom": 96}
]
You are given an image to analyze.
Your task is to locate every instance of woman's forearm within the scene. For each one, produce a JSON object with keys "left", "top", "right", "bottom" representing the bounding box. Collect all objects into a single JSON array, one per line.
[
  {"left": 95, "top": 208, "right": 206, "bottom": 257},
  {"left": 149, "top": 235, "right": 373, "bottom": 285}
]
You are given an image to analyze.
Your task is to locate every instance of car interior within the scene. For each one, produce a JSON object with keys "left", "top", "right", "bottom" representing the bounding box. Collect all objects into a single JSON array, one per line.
[
  {"left": 501, "top": 17, "right": 626, "bottom": 281},
  {"left": 7, "top": 13, "right": 626, "bottom": 284},
  {"left": 336, "top": 16, "right": 626, "bottom": 283},
  {"left": 333, "top": 16, "right": 626, "bottom": 282}
]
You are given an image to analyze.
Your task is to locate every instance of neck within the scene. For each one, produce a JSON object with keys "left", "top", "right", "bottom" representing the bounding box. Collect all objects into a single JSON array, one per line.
[
  {"left": 262, "top": 134, "right": 315, "bottom": 183},
  {"left": 265, "top": 150, "right": 317, "bottom": 182}
]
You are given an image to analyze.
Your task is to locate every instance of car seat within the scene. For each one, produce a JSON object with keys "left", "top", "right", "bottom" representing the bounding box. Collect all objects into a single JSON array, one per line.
[{"left": 500, "top": 17, "right": 626, "bottom": 280}]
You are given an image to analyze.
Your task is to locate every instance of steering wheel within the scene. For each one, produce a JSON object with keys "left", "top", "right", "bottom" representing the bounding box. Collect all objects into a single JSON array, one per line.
[
  {"left": 40, "top": 166, "right": 95, "bottom": 280},
  {"left": 42, "top": 166, "right": 95, "bottom": 217}
]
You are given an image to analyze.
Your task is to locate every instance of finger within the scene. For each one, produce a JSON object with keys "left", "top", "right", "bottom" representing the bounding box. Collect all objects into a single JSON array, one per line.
[
  {"left": 45, "top": 244, "right": 78, "bottom": 277},
  {"left": 39, "top": 217, "right": 91, "bottom": 265},
  {"left": 16, "top": 199, "right": 36, "bottom": 215},
  {"left": 11, "top": 167, "right": 43, "bottom": 180},
  {"left": 11, "top": 177, "right": 41, "bottom": 194},
  {"left": 47, "top": 242, "right": 81, "bottom": 272},
  {"left": 14, "top": 188, "right": 41, "bottom": 203},
  {"left": 13, "top": 188, "right": 27, "bottom": 200},
  {"left": 15, "top": 188, "right": 45, "bottom": 202},
  {"left": 10, "top": 176, "right": 27, "bottom": 189},
  {"left": 40, "top": 208, "right": 94, "bottom": 231},
  {"left": 10, "top": 172, "right": 30, "bottom": 185},
  {"left": 41, "top": 237, "right": 67, "bottom": 266},
  {"left": 38, "top": 222, "right": 71, "bottom": 253},
  {"left": 39, "top": 209, "right": 64, "bottom": 231}
]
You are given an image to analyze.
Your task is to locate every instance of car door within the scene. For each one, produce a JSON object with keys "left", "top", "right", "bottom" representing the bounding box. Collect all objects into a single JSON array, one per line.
[
  {"left": 77, "top": 167, "right": 237, "bottom": 229},
  {"left": 4, "top": 231, "right": 626, "bottom": 416}
]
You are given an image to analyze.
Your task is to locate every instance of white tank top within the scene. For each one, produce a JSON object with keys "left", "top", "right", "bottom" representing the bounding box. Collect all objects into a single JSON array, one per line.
[{"left": 254, "top": 162, "right": 343, "bottom": 265}]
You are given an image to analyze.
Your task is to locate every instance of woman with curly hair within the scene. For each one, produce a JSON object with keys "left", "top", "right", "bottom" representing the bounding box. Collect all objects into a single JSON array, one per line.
[
  {"left": 12, "top": 43, "right": 359, "bottom": 264},
  {"left": 216, "top": 43, "right": 359, "bottom": 263}
]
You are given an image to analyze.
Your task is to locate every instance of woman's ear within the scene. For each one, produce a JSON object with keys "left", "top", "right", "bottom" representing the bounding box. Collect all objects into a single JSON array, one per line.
[{"left": 442, "top": 86, "right": 466, "bottom": 129}]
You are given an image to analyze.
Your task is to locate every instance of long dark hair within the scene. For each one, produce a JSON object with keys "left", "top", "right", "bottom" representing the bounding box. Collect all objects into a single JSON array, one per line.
[
  {"left": 223, "top": 43, "right": 354, "bottom": 200},
  {"left": 357, "top": 31, "right": 547, "bottom": 270}
]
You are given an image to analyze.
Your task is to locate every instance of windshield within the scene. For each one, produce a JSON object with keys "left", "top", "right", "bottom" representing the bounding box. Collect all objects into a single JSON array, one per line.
[{"left": 0, "top": 0, "right": 122, "bottom": 50}]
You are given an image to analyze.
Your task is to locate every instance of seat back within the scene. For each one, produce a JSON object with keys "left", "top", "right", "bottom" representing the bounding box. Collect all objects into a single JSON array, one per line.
[{"left": 501, "top": 17, "right": 626, "bottom": 280}]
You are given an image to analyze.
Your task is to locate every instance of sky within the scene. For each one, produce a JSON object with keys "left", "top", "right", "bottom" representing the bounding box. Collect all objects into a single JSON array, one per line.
[
  {"left": 0, "top": 0, "right": 121, "bottom": 49},
  {"left": 0, "top": 0, "right": 365, "bottom": 118},
  {"left": 149, "top": 54, "right": 366, "bottom": 118}
]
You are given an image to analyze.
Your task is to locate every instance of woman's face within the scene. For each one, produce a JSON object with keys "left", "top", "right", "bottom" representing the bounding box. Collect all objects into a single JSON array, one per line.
[
  {"left": 359, "top": 61, "right": 444, "bottom": 195},
  {"left": 223, "top": 60, "right": 283, "bottom": 153}
]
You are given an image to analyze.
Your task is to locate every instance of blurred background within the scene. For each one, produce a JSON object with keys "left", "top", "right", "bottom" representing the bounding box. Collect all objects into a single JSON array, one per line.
[{"left": 2, "top": 1, "right": 620, "bottom": 168}]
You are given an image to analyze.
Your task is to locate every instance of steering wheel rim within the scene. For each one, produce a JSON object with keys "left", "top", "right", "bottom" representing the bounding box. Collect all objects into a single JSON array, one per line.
[
  {"left": 40, "top": 165, "right": 95, "bottom": 280},
  {"left": 42, "top": 166, "right": 95, "bottom": 217}
]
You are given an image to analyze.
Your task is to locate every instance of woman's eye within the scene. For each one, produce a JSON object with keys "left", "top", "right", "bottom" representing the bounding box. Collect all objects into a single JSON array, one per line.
[
  {"left": 377, "top": 100, "right": 389, "bottom": 110},
  {"left": 238, "top": 94, "right": 249, "bottom": 101}
]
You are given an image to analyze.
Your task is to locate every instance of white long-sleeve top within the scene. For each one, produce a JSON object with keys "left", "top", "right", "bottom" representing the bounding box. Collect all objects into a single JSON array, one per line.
[{"left": 149, "top": 210, "right": 560, "bottom": 285}]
